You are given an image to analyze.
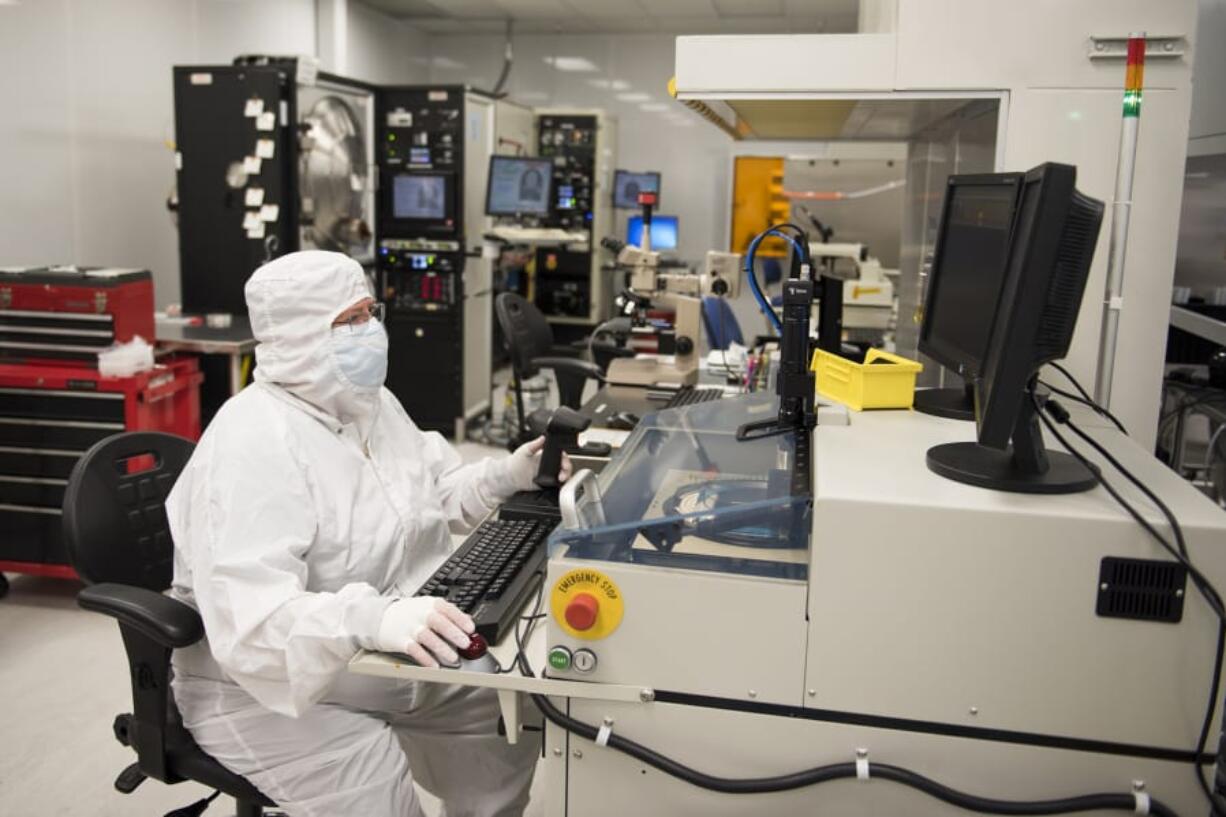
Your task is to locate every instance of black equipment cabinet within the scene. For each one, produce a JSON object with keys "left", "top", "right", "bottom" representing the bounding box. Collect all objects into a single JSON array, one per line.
[
  {"left": 376, "top": 86, "right": 469, "bottom": 436},
  {"left": 173, "top": 64, "right": 298, "bottom": 315},
  {"left": 173, "top": 60, "right": 376, "bottom": 316}
]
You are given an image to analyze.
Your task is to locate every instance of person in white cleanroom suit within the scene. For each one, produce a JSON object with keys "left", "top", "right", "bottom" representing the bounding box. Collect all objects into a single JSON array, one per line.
[{"left": 167, "top": 251, "right": 566, "bottom": 816}]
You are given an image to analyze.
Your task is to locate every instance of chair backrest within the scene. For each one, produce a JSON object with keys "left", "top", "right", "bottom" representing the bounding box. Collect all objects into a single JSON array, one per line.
[
  {"left": 703, "top": 296, "right": 744, "bottom": 350},
  {"left": 495, "top": 292, "right": 554, "bottom": 380},
  {"left": 62, "top": 432, "right": 196, "bottom": 591}
]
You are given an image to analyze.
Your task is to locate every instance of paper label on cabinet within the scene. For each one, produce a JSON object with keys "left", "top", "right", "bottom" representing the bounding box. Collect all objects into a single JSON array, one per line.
[
  {"left": 255, "top": 139, "right": 275, "bottom": 159},
  {"left": 242, "top": 156, "right": 262, "bottom": 174},
  {"left": 242, "top": 211, "right": 262, "bottom": 230},
  {"left": 244, "top": 98, "right": 264, "bottom": 118},
  {"left": 256, "top": 111, "right": 276, "bottom": 132},
  {"left": 245, "top": 188, "right": 265, "bottom": 207},
  {"left": 259, "top": 204, "right": 279, "bottom": 222},
  {"left": 190, "top": 73, "right": 213, "bottom": 85},
  {"left": 246, "top": 223, "right": 266, "bottom": 240}
]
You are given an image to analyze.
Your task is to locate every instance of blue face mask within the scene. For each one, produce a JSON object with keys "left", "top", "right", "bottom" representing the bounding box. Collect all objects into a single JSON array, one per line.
[{"left": 330, "top": 318, "right": 388, "bottom": 389}]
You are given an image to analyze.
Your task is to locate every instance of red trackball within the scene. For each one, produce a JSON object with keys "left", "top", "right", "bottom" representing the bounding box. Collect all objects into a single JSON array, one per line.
[{"left": 459, "top": 633, "right": 488, "bottom": 660}]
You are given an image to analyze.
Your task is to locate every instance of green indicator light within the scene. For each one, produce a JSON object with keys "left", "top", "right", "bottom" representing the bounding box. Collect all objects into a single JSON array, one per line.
[
  {"left": 388, "top": 133, "right": 397, "bottom": 141},
  {"left": 1122, "top": 90, "right": 1142, "bottom": 117},
  {"left": 548, "top": 646, "right": 572, "bottom": 671}
]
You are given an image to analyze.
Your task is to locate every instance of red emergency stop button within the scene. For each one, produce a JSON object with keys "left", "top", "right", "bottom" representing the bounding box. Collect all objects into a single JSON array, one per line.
[{"left": 564, "top": 592, "right": 600, "bottom": 631}]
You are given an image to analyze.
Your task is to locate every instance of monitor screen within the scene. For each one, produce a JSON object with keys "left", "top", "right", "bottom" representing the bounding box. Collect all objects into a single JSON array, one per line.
[
  {"left": 486, "top": 156, "right": 553, "bottom": 216},
  {"left": 392, "top": 174, "right": 447, "bottom": 220},
  {"left": 627, "top": 216, "right": 678, "bottom": 251},
  {"left": 919, "top": 176, "right": 1021, "bottom": 376},
  {"left": 614, "top": 170, "right": 662, "bottom": 209}
]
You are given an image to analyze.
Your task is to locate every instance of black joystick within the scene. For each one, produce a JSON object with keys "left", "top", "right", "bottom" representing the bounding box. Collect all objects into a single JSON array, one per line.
[{"left": 526, "top": 406, "right": 592, "bottom": 489}]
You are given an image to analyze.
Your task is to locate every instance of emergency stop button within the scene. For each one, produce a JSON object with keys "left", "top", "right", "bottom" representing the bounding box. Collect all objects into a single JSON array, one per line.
[
  {"left": 564, "top": 592, "right": 600, "bottom": 631},
  {"left": 551, "top": 569, "right": 624, "bottom": 640}
]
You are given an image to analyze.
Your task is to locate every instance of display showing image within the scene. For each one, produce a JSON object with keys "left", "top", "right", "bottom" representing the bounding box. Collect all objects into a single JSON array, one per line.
[
  {"left": 627, "top": 215, "right": 678, "bottom": 250},
  {"left": 486, "top": 156, "right": 554, "bottom": 216},
  {"left": 393, "top": 174, "right": 447, "bottom": 220},
  {"left": 613, "top": 170, "right": 661, "bottom": 209}
]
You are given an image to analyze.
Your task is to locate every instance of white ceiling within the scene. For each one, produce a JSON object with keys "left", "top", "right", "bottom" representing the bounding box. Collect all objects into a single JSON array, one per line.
[{"left": 360, "top": 0, "right": 859, "bottom": 35}]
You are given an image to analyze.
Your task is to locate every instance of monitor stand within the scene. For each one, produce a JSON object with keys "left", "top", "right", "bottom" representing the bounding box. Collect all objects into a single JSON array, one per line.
[
  {"left": 914, "top": 381, "right": 974, "bottom": 421},
  {"left": 925, "top": 398, "right": 1098, "bottom": 494}
]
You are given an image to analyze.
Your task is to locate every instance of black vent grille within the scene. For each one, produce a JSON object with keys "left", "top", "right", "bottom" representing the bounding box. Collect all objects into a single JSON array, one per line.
[
  {"left": 1096, "top": 557, "right": 1187, "bottom": 623},
  {"left": 1036, "top": 193, "right": 1104, "bottom": 359}
]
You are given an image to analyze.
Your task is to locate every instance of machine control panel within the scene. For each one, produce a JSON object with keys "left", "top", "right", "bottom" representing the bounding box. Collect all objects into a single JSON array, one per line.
[
  {"left": 379, "top": 246, "right": 459, "bottom": 313},
  {"left": 537, "top": 114, "right": 597, "bottom": 231},
  {"left": 378, "top": 87, "right": 465, "bottom": 240}
]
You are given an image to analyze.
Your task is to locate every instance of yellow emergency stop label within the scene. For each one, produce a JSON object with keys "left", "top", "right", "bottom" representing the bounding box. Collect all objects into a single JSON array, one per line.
[{"left": 551, "top": 568, "right": 625, "bottom": 640}]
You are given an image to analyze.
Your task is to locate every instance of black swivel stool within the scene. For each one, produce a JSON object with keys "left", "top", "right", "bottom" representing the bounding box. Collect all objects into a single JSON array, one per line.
[{"left": 62, "top": 431, "right": 276, "bottom": 817}]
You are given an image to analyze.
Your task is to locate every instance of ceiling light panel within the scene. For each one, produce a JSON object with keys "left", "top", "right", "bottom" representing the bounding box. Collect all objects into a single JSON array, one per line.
[{"left": 545, "top": 56, "right": 601, "bottom": 72}]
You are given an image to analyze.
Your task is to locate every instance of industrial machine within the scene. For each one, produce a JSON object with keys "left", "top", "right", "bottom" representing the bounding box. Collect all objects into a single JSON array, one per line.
[
  {"left": 375, "top": 85, "right": 527, "bottom": 437},
  {"left": 602, "top": 234, "right": 741, "bottom": 389},
  {"left": 807, "top": 241, "right": 897, "bottom": 339},
  {"left": 350, "top": 151, "right": 1226, "bottom": 816},
  {"left": 532, "top": 109, "right": 617, "bottom": 336},
  {"left": 173, "top": 57, "right": 375, "bottom": 315}
]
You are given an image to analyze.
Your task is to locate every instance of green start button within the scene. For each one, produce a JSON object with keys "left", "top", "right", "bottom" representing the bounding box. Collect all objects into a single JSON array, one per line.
[{"left": 548, "top": 646, "right": 573, "bottom": 672}]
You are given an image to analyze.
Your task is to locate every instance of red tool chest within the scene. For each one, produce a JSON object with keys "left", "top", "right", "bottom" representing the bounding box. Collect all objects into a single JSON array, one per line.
[
  {"left": 0, "top": 265, "right": 155, "bottom": 367},
  {"left": 0, "top": 266, "right": 201, "bottom": 595}
]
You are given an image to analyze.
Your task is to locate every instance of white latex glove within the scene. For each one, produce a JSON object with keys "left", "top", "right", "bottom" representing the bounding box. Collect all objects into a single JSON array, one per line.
[
  {"left": 374, "top": 597, "right": 475, "bottom": 668},
  {"left": 502, "top": 436, "right": 574, "bottom": 492}
]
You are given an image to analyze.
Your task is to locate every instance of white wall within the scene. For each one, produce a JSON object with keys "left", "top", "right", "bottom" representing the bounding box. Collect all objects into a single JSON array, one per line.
[{"left": 0, "top": 0, "right": 424, "bottom": 308}]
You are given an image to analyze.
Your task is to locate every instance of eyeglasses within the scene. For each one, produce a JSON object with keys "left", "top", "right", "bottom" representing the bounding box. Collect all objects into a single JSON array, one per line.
[{"left": 334, "top": 301, "right": 385, "bottom": 334}]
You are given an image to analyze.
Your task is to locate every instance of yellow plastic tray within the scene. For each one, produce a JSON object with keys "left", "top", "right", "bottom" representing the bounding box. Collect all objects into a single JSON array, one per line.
[{"left": 810, "top": 348, "right": 923, "bottom": 411}]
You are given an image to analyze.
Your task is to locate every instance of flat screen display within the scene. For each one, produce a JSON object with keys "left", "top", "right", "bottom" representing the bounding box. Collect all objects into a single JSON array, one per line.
[
  {"left": 627, "top": 215, "right": 678, "bottom": 251},
  {"left": 614, "top": 170, "right": 661, "bottom": 209},
  {"left": 392, "top": 174, "right": 446, "bottom": 220},
  {"left": 920, "top": 179, "right": 1020, "bottom": 374},
  {"left": 486, "top": 156, "right": 553, "bottom": 216}
]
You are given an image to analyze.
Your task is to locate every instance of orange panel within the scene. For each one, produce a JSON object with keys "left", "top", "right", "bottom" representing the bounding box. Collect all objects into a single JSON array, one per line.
[{"left": 730, "top": 156, "right": 788, "bottom": 256}]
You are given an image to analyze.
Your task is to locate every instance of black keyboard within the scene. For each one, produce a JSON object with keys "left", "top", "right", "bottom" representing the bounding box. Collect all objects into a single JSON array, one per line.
[
  {"left": 665, "top": 386, "right": 724, "bottom": 409},
  {"left": 417, "top": 517, "right": 555, "bottom": 644}
]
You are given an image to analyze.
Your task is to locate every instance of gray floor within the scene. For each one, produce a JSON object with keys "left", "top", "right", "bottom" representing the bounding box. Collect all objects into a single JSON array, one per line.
[{"left": 0, "top": 431, "right": 547, "bottom": 816}]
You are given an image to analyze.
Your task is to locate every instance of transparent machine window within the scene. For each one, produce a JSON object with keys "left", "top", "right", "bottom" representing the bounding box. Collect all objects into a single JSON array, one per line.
[{"left": 553, "top": 393, "right": 811, "bottom": 580}]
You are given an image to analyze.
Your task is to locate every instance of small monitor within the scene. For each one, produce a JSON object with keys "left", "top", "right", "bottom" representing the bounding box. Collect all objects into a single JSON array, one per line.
[
  {"left": 614, "top": 170, "right": 662, "bottom": 209},
  {"left": 392, "top": 174, "right": 447, "bottom": 221},
  {"left": 926, "top": 162, "right": 1105, "bottom": 494},
  {"left": 914, "top": 173, "right": 1022, "bottom": 419},
  {"left": 627, "top": 216, "right": 678, "bottom": 251},
  {"left": 486, "top": 156, "right": 553, "bottom": 217}
]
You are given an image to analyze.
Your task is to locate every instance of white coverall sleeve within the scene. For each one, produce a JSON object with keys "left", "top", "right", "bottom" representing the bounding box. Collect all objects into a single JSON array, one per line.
[
  {"left": 386, "top": 394, "right": 515, "bottom": 532},
  {"left": 174, "top": 433, "right": 393, "bottom": 718}
]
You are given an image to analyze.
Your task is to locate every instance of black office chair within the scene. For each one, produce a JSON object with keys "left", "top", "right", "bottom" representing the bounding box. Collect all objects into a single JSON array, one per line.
[
  {"left": 62, "top": 431, "right": 276, "bottom": 817},
  {"left": 496, "top": 293, "right": 608, "bottom": 445}
]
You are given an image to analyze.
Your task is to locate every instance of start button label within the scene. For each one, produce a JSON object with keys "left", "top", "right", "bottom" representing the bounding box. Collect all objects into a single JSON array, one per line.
[{"left": 551, "top": 568, "right": 624, "bottom": 640}]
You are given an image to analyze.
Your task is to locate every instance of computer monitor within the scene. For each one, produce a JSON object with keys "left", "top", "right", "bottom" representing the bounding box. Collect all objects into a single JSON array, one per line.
[
  {"left": 627, "top": 216, "right": 678, "bottom": 251},
  {"left": 392, "top": 174, "right": 447, "bottom": 220},
  {"left": 926, "top": 162, "right": 1105, "bottom": 494},
  {"left": 485, "top": 156, "right": 553, "bottom": 217},
  {"left": 915, "top": 173, "right": 1023, "bottom": 420},
  {"left": 614, "top": 170, "right": 661, "bottom": 209}
]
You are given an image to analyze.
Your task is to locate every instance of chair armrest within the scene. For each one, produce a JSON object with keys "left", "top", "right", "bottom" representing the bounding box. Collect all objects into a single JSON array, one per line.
[
  {"left": 78, "top": 583, "right": 204, "bottom": 649},
  {"left": 533, "top": 356, "right": 605, "bottom": 383}
]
